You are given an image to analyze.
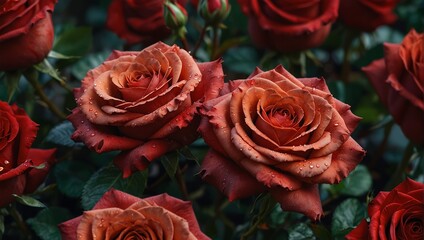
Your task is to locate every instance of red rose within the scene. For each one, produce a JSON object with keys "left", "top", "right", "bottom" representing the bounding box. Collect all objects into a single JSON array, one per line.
[
  {"left": 68, "top": 42, "right": 224, "bottom": 178},
  {"left": 346, "top": 178, "right": 424, "bottom": 240},
  {"left": 106, "top": 0, "right": 188, "bottom": 46},
  {"left": 0, "top": 101, "right": 56, "bottom": 207},
  {"left": 362, "top": 29, "right": 424, "bottom": 145},
  {"left": 339, "top": 0, "right": 400, "bottom": 32},
  {"left": 59, "top": 189, "right": 210, "bottom": 240},
  {"left": 0, "top": 0, "right": 56, "bottom": 71},
  {"left": 198, "top": 66, "right": 365, "bottom": 220},
  {"left": 236, "top": 0, "right": 339, "bottom": 52}
]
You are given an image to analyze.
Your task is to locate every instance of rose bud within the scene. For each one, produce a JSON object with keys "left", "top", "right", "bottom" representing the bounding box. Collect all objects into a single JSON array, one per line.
[
  {"left": 362, "top": 29, "right": 424, "bottom": 145},
  {"left": 199, "top": 66, "right": 365, "bottom": 220},
  {"left": 68, "top": 42, "right": 224, "bottom": 178},
  {"left": 164, "top": 1, "right": 188, "bottom": 37},
  {"left": 0, "top": 101, "right": 56, "bottom": 207},
  {"left": 346, "top": 178, "right": 424, "bottom": 240},
  {"left": 0, "top": 0, "right": 57, "bottom": 71},
  {"left": 106, "top": 0, "right": 188, "bottom": 46},
  {"left": 198, "top": 0, "right": 231, "bottom": 26},
  {"left": 339, "top": 0, "right": 401, "bottom": 32},
  {"left": 59, "top": 189, "right": 210, "bottom": 240},
  {"left": 237, "top": 0, "right": 339, "bottom": 52}
]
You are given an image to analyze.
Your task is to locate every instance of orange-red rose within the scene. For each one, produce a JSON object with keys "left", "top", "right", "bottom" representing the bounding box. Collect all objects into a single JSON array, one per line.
[
  {"left": 59, "top": 189, "right": 210, "bottom": 240},
  {"left": 339, "top": 0, "right": 400, "bottom": 32},
  {"left": 199, "top": 66, "right": 365, "bottom": 220},
  {"left": 236, "top": 0, "right": 339, "bottom": 52},
  {"left": 346, "top": 178, "right": 424, "bottom": 240},
  {"left": 68, "top": 42, "right": 224, "bottom": 178},
  {"left": 363, "top": 29, "right": 424, "bottom": 145},
  {"left": 0, "top": 101, "right": 56, "bottom": 207},
  {"left": 0, "top": 0, "right": 56, "bottom": 71},
  {"left": 106, "top": 0, "right": 187, "bottom": 46}
]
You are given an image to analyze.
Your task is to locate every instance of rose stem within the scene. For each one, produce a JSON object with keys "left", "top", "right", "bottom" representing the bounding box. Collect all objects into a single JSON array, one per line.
[
  {"left": 7, "top": 204, "right": 32, "bottom": 239},
  {"left": 384, "top": 141, "right": 414, "bottom": 190},
  {"left": 211, "top": 27, "right": 220, "bottom": 60},
  {"left": 241, "top": 195, "right": 277, "bottom": 240},
  {"left": 25, "top": 71, "right": 67, "bottom": 120},
  {"left": 175, "top": 165, "right": 190, "bottom": 200},
  {"left": 214, "top": 194, "right": 235, "bottom": 230},
  {"left": 191, "top": 25, "right": 208, "bottom": 57},
  {"left": 369, "top": 120, "right": 394, "bottom": 169},
  {"left": 180, "top": 36, "right": 190, "bottom": 52},
  {"left": 341, "top": 29, "right": 359, "bottom": 83}
]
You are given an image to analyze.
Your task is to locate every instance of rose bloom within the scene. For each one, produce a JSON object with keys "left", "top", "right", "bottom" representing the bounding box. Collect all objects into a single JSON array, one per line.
[
  {"left": 363, "top": 29, "right": 424, "bottom": 145},
  {"left": 0, "top": 101, "right": 56, "bottom": 207},
  {"left": 236, "top": 0, "right": 339, "bottom": 52},
  {"left": 0, "top": 0, "right": 56, "bottom": 71},
  {"left": 199, "top": 66, "right": 365, "bottom": 220},
  {"left": 346, "top": 178, "right": 424, "bottom": 240},
  {"left": 59, "top": 189, "right": 210, "bottom": 240},
  {"left": 106, "top": 0, "right": 188, "bottom": 46},
  {"left": 339, "top": 0, "right": 400, "bottom": 32},
  {"left": 68, "top": 42, "right": 224, "bottom": 178}
]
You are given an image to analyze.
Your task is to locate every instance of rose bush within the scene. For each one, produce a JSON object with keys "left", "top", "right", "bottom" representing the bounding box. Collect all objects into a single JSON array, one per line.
[
  {"left": 59, "top": 189, "right": 210, "bottom": 240},
  {"left": 199, "top": 66, "right": 365, "bottom": 220},
  {"left": 362, "top": 29, "right": 424, "bottom": 145},
  {"left": 68, "top": 42, "right": 224, "bottom": 178},
  {"left": 106, "top": 0, "right": 187, "bottom": 46},
  {"left": 346, "top": 178, "right": 424, "bottom": 240},
  {"left": 0, "top": 0, "right": 57, "bottom": 71},
  {"left": 339, "top": 0, "right": 400, "bottom": 32},
  {"left": 0, "top": 101, "right": 56, "bottom": 207},
  {"left": 236, "top": 0, "right": 339, "bottom": 52}
]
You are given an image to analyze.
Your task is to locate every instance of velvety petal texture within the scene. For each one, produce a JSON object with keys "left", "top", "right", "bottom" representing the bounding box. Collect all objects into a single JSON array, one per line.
[
  {"left": 59, "top": 189, "right": 210, "bottom": 240},
  {"left": 106, "top": 0, "right": 187, "bottom": 46},
  {"left": 237, "top": 0, "right": 339, "bottom": 52},
  {"left": 68, "top": 42, "right": 224, "bottom": 177},
  {"left": 199, "top": 65, "right": 365, "bottom": 220},
  {"left": 0, "top": 0, "right": 57, "bottom": 71},
  {"left": 362, "top": 29, "right": 424, "bottom": 145},
  {"left": 339, "top": 0, "right": 400, "bottom": 32},
  {"left": 0, "top": 101, "right": 56, "bottom": 207},
  {"left": 346, "top": 178, "right": 424, "bottom": 240}
]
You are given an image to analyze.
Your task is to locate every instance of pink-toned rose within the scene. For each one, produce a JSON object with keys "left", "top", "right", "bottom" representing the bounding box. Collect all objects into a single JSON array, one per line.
[
  {"left": 59, "top": 189, "right": 210, "bottom": 240},
  {"left": 236, "top": 0, "right": 339, "bottom": 52},
  {"left": 346, "top": 178, "right": 424, "bottom": 240},
  {"left": 339, "top": 0, "right": 400, "bottom": 32},
  {"left": 362, "top": 29, "right": 424, "bottom": 145},
  {"left": 0, "top": 0, "right": 56, "bottom": 71},
  {"left": 68, "top": 42, "right": 224, "bottom": 178},
  {"left": 0, "top": 101, "right": 56, "bottom": 207},
  {"left": 199, "top": 66, "right": 365, "bottom": 220},
  {"left": 106, "top": 0, "right": 188, "bottom": 46}
]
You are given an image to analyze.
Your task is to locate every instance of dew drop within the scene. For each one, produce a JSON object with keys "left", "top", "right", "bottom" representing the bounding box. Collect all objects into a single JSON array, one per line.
[
  {"left": 89, "top": 108, "right": 93, "bottom": 112},
  {"left": 0, "top": 167, "right": 3, "bottom": 172},
  {"left": 80, "top": 120, "right": 84, "bottom": 124},
  {"left": 91, "top": 133, "right": 95, "bottom": 137},
  {"left": 316, "top": 164, "right": 320, "bottom": 168},
  {"left": 152, "top": 144, "right": 156, "bottom": 148},
  {"left": 299, "top": 167, "right": 303, "bottom": 171},
  {"left": 324, "top": 162, "right": 329, "bottom": 167},
  {"left": 271, "top": 174, "right": 275, "bottom": 178},
  {"left": 94, "top": 112, "right": 98, "bottom": 116},
  {"left": 89, "top": 101, "right": 93, "bottom": 105},
  {"left": 4, "top": 160, "right": 9, "bottom": 165},
  {"left": 334, "top": 123, "right": 339, "bottom": 126},
  {"left": 309, "top": 165, "right": 314, "bottom": 169}
]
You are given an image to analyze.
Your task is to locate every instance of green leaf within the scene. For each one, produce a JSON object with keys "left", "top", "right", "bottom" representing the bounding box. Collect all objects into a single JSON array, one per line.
[
  {"left": 224, "top": 47, "right": 259, "bottom": 75},
  {"left": 331, "top": 198, "right": 367, "bottom": 238},
  {"left": 48, "top": 50, "right": 80, "bottom": 60},
  {"left": 12, "top": 195, "right": 46, "bottom": 208},
  {"left": 160, "top": 154, "right": 179, "bottom": 179},
  {"left": 288, "top": 223, "right": 315, "bottom": 240},
  {"left": 0, "top": 214, "right": 4, "bottom": 240},
  {"left": 53, "top": 27, "right": 92, "bottom": 56},
  {"left": 81, "top": 165, "right": 148, "bottom": 210},
  {"left": 341, "top": 165, "right": 372, "bottom": 197},
  {"left": 45, "top": 121, "right": 83, "bottom": 147},
  {"left": 3, "top": 71, "right": 21, "bottom": 102},
  {"left": 71, "top": 50, "right": 110, "bottom": 80},
  {"left": 34, "top": 59, "right": 66, "bottom": 84},
  {"left": 54, "top": 160, "right": 95, "bottom": 198},
  {"left": 27, "top": 207, "right": 72, "bottom": 240}
]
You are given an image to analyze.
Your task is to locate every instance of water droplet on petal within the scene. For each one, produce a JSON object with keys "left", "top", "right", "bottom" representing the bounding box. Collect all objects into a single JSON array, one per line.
[
  {"left": 89, "top": 108, "right": 93, "bottom": 112},
  {"left": 309, "top": 165, "right": 314, "bottom": 169},
  {"left": 4, "top": 160, "right": 9, "bottom": 165},
  {"left": 334, "top": 123, "right": 339, "bottom": 126},
  {"left": 0, "top": 167, "right": 3, "bottom": 172},
  {"left": 324, "top": 162, "right": 329, "bottom": 166},
  {"left": 91, "top": 133, "right": 95, "bottom": 137},
  {"left": 80, "top": 120, "right": 84, "bottom": 124},
  {"left": 152, "top": 144, "right": 156, "bottom": 148},
  {"left": 316, "top": 164, "right": 320, "bottom": 168}
]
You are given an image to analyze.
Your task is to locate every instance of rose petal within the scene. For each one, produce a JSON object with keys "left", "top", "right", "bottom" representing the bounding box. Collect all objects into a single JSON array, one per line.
[
  {"left": 346, "top": 219, "right": 370, "bottom": 240},
  {"left": 23, "top": 148, "right": 56, "bottom": 193}
]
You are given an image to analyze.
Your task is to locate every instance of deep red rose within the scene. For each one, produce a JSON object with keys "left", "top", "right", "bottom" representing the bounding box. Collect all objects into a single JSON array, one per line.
[
  {"left": 236, "top": 0, "right": 339, "bottom": 52},
  {"left": 0, "top": 0, "right": 56, "bottom": 71},
  {"left": 339, "top": 0, "right": 400, "bottom": 32},
  {"left": 199, "top": 66, "right": 365, "bottom": 220},
  {"left": 68, "top": 42, "right": 224, "bottom": 178},
  {"left": 106, "top": 0, "right": 188, "bottom": 46},
  {"left": 346, "top": 178, "right": 424, "bottom": 240},
  {"left": 59, "top": 189, "right": 210, "bottom": 240},
  {"left": 0, "top": 101, "right": 56, "bottom": 207},
  {"left": 362, "top": 29, "right": 424, "bottom": 145}
]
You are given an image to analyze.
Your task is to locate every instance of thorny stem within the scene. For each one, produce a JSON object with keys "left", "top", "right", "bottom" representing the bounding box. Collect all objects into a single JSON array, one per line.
[
  {"left": 385, "top": 141, "right": 414, "bottom": 190},
  {"left": 25, "top": 72, "right": 67, "bottom": 120},
  {"left": 175, "top": 165, "right": 189, "bottom": 200},
  {"left": 7, "top": 204, "right": 32, "bottom": 240}
]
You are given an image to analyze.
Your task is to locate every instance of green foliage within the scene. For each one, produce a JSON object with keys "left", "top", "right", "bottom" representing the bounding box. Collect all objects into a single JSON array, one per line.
[
  {"left": 53, "top": 26, "right": 93, "bottom": 56},
  {"left": 288, "top": 223, "right": 315, "bottom": 240},
  {"left": 331, "top": 198, "right": 367, "bottom": 239},
  {"left": 27, "top": 207, "right": 72, "bottom": 240},
  {"left": 71, "top": 50, "right": 110, "bottom": 80},
  {"left": 12, "top": 195, "right": 46, "bottom": 208},
  {"left": 54, "top": 159, "right": 96, "bottom": 198},
  {"left": 81, "top": 165, "right": 148, "bottom": 210},
  {"left": 160, "top": 154, "right": 179, "bottom": 179},
  {"left": 45, "top": 121, "right": 84, "bottom": 147}
]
